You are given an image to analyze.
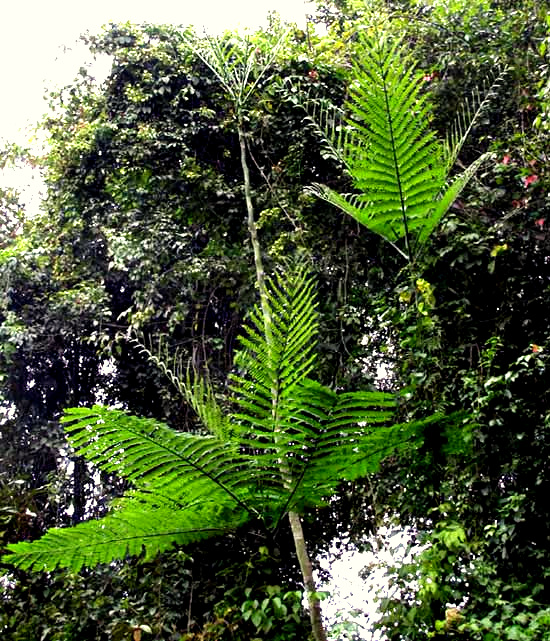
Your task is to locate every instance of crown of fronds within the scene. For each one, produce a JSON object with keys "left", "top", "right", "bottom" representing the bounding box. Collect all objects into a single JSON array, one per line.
[
  {"left": 183, "top": 29, "right": 288, "bottom": 117},
  {"left": 5, "top": 265, "right": 431, "bottom": 572},
  {"left": 308, "top": 29, "right": 492, "bottom": 262}
]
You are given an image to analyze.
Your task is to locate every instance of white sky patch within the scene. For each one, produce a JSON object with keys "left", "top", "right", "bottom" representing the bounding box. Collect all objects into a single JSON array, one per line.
[{"left": 320, "top": 528, "right": 422, "bottom": 640}]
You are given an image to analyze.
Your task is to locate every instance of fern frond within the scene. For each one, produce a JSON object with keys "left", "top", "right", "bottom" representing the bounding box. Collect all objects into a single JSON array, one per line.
[
  {"left": 131, "top": 333, "right": 233, "bottom": 441},
  {"left": 5, "top": 492, "right": 248, "bottom": 572},
  {"left": 185, "top": 372, "right": 235, "bottom": 441},
  {"left": 61, "top": 407, "right": 254, "bottom": 515},
  {"left": 129, "top": 332, "right": 187, "bottom": 399},
  {"left": 297, "top": 88, "right": 350, "bottom": 167},
  {"left": 232, "top": 264, "right": 318, "bottom": 394},
  {"left": 275, "top": 386, "right": 398, "bottom": 515},
  {"left": 227, "top": 265, "right": 323, "bottom": 508},
  {"left": 414, "top": 152, "right": 489, "bottom": 251},
  {"left": 230, "top": 265, "right": 319, "bottom": 430},
  {"left": 309, "top": 32, "right": 448, "bottom": 260},
  {"left": 309, "top": 29, "right": 492, "bottom": 262},
  {"left": 183, "top": 30, "right": 288, "bottom": 116},
  {"left": 307, "top": 185, "right": 410, "bottom": 259},
  {"left": 443, "top": 70, "right": 507, "bottom": 172}
]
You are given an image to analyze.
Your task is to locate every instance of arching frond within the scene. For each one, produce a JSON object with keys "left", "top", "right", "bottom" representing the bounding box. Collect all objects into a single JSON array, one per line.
[
  {"left": 6, "top": 492, "right": 248, "bottom": 572},
  {"left": 270, "top": 383, "right": 399, "bottom": 520},
  {"left": 443, "top": 70, "right": 507, "bottom": 172},
  {"left": 297, "top": 89, "right": 350, "bottom": 167},
  {"left": 308, "top": 29, "right": 492, "bottom": 263},
  {"left": 131, "top": 333, "right": 233, "bottom": 441},
  {"left": 60, "top": 407, "right": 253, "bottom": 512}
]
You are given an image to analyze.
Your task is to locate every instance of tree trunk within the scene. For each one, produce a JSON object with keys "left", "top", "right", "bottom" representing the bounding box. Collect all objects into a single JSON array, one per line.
[
  {"left": 237, "top": 121, "right": 327, "bottom": 641},
  {"left": 288, "top": 511, "right": 328, "bottom": 641},
  {"left": 238, "top": 122, "right": 271, "bottom": 332}
]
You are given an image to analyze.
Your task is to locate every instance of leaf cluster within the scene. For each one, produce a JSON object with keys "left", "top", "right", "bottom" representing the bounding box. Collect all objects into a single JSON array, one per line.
[{"left": 4, "top": 266, "right": 423, "bottom": 573}]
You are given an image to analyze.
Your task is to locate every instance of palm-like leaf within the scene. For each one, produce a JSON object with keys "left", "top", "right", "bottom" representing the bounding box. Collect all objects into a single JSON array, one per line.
[
  {"left": 183, "top": 30, "right": 288, "bottom": 117},
  {"left": 4, "top": 265, "right": 434, "bottom": 572},
  {"left": 309, "top": 31, "right": 489, "bottom": 262},
  {"left": 8, "top": 492, "right": 248, "bottom": 572}
]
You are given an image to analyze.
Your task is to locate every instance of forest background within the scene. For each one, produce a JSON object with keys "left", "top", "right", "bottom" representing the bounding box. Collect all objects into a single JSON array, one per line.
[{"left": 1, "top": 0, "right": 550, "bottom": 639}]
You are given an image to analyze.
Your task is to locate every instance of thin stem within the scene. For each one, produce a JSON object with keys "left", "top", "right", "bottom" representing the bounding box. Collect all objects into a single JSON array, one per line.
[
  {"left": 237, "top": 118, "right": 327, "bottom": 641},
  {"left": 238, "top": 121, "right": 272, "bottom": 335},
  {"left": 288, "top": 512, "right": 327, "bottom": 641},
  {"left": 186, "top": 566, "right": 194, "bottom": 633}
]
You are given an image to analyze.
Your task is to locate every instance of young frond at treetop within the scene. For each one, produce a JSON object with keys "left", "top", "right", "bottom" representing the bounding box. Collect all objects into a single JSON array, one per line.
[{"left": 308, "top": 25, "right": 492, "bottom": 264}]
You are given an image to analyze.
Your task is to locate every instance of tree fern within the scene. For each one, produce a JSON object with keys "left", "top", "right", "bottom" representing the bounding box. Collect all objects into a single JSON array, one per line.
[
  {"left": 8, "top": 495, "right": 247, "bottom": 573},
  {"left": 4, "top": 265, "right": 432, "bottom": 573},
  {"left": 308, "top": 29, "right": 492, "bottom": 263}
]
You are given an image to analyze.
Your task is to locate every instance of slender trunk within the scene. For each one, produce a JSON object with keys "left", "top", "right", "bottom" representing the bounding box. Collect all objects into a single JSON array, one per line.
[
  {"left": 288, "top": 511, "right": 328, "bottom": 641},
  {"left": 72, "top": 456, "right": 86, "bottom": 524},
  {"left": 237, "top": 120, "right": 327, "bottom": 641},
  {"left": 238, "top": 122, "right": 271, "bottom": 333}
]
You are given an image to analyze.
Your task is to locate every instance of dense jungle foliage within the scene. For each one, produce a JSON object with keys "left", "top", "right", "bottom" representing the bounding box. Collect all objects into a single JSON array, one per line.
[{"left": 1, "top": 0, "right": 550, "bottom": 639}]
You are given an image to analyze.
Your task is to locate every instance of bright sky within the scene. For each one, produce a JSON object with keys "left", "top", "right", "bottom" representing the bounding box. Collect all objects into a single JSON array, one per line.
[{"left": 1, "top": 0, "right": 313, "bottom": 146}]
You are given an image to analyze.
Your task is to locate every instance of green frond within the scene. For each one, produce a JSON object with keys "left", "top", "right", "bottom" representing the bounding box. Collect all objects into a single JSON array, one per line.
[
  {"left": 277, "top": 387, "right": 399, "bottom": 514},
  {"left": 5, "top": 492, "right": 249, "bottom": 572},
  {"left": 306, "top": 185, "right": 409, "bottom": 259},
  {"left": 414, "top": 153, "right": 490, "bottom": 250},
  {"left": 131, "top": 334, "right": 233, "bottom": 440},
  {"left": 285, "top": 407, "right": 449, "bottom": 519},
  {"left": 5, "top": 264, "right": 445, "bottom": 574},
  {"left": 309, "top": 29, "right": 491, "bottom": 262},
  {"left": 183, "top": 30, "right": 288, "bottom": 115},
  {"left": 341, "top": 32, "right": 446, "bottom": 256},
  {"left": 227, "top": 266, "right": 325, "bottom": 510},
  {"left": 61, "top": 407, "right": 254, "bottom": 514},
  {"left": 443, "top": 70, "right": 507, "bottom": 172},
  {"left": 231, "top": 265, "right": 319, "bottom": 422},
  {"left": 299, "top": 92, "right": 350, "bottom": 167},
  {"left": 129, "top": 332, "right": 186, "bottom": 397},
  {"left": 186, "top": 372, "right": 235, "bottom": 441}
]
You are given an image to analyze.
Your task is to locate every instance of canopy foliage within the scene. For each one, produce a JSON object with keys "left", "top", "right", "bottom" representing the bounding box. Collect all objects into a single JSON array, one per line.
[{"left": 2, "top": 0, "right": 550, "bottom": 639}]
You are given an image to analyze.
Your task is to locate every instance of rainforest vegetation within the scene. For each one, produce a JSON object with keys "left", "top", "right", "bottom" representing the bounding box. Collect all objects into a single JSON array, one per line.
[{"left": 1, "top": 0, "right": 550, "bottom": 639}]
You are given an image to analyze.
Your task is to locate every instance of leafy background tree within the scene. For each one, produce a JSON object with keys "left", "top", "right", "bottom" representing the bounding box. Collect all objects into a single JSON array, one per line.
[{"left": 2, "top": 0, "right": 550, "bottom": 639}]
